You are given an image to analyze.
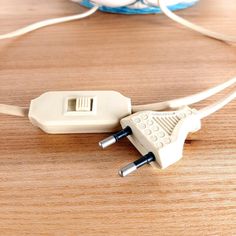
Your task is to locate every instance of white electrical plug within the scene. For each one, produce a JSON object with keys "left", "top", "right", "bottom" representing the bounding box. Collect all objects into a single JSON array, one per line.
[
  {"left": 120, "top": 107, "right": 201, "bottom": 169},
  {"left": 99, "top": 81, "right": 235, "bottom": 177},
  {"left": 99, "top": 107, "right": 201, "bottom": 176}
]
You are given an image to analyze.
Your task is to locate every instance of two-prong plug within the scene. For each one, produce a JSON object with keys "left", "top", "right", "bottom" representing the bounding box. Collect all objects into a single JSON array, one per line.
[
  {"left": 99, "top": 107, "right": 201, "bottom": 177},
  {"left": 99, "top": 126, "right": 156, "bottom": 177}
]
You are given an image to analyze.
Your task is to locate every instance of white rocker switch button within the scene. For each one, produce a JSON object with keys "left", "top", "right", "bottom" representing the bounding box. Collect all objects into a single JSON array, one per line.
[
  {"left": 67, "top": 97, "right": 94, "bottom": 112},
  {"left": 76, "top": 97, "right": 93, "bottom": 112}
]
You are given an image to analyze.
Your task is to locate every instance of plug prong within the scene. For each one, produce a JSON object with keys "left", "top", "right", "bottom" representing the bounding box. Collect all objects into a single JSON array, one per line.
[
  {"left": 99, "top": 136, "right": 116, "bottom": 149},
  {"left": 99, "top": 126, "right": 132, "bottom": 149},
  {"left": 119, "top": 152, "right": 155, "bottom": 177}
]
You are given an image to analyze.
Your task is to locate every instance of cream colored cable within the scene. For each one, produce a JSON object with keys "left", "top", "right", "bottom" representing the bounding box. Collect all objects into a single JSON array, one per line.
[
  {"left": 198, "top": 89, "right": 236, "bottom": 119},
  {"left": 2, "top": 77, "right": 234, "bottom": 117},
  {"left": 158, "top": 0, "right": 236, "bottom": 43},
  {"left": 0, "top": 2, "right": 235, "bottom": 117},
  {"left": 0, "top": 104, "right": 29, "bottom": 117},
  {"left": 0, "top": 5, "right": 99, "bottom": 40},
  {"left": 0, "top": 5, "right": 98, "bottom": 117},
  {"left": 132, "top": 77, "right": 236, "bottom": 112}
]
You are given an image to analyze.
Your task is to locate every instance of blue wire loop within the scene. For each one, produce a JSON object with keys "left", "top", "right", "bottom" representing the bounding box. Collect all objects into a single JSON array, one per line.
[{"left": 79, "top": 0, "right": 199, "bottom": 14}]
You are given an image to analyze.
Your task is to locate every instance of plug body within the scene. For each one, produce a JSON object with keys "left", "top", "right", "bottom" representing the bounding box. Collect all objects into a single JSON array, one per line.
[
  {"left": 120, "top": 107, "right": 201, "bottom": 169},
  {"left": 29, "top": 91, "right": 131, "bottom": 134}
]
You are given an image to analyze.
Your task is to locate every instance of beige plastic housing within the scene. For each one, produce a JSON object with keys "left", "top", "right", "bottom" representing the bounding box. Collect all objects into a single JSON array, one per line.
[
  {"left": 120, "top": 107, "right": 201, "bottom": 169},
  {"left": 29, "top": 91, "right": 131, "bottom": 134}
]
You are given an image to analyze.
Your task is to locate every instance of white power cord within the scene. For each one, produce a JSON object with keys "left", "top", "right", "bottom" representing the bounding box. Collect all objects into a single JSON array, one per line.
[
  {"left": 99, "top": 78, "right": 236, "bottom": 177},
  {"left": 0, "top": 1, "right": 235, "bottom": 43},
  {"left": 198, "top": 89, "right": 236, "bottom": 119},
  {"left": 0, "top": 104, "right": 29, "bottom": 117},
  {"left": 0, "top": 5, "right": 99, "bottom": 40},
  {"left": 158, "top": 0, "right": 236, "bottom": 43},
  {"left": 0, "top": 0, "right": 235, "bottom": 177},
  {"left": 0, "top": 3, "right": 98, "bottom": 118},
  {"left": 2, "top": 78, "right": 234, "bottom": 176},
  {"left": 132, "top": 77, "right": 236, "bottom": 112},
  {"left": 0, "top": 76, "right": 235, "bottom": 120}
]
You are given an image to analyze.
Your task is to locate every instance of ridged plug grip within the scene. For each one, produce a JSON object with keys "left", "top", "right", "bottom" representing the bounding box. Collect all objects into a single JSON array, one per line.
[{"left": 120, "top": 107, "right": 201, "bottom": 169}]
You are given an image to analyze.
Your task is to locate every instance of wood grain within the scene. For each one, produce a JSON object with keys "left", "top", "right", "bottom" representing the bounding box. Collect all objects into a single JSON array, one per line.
[{"left": 0, "top": 0, "right": 235, "bottom": 235}]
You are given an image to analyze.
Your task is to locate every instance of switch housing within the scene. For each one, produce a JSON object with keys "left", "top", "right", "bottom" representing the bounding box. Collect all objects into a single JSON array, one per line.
[{"left": 29, "top": 91, "right": 131, "bottom": 134}]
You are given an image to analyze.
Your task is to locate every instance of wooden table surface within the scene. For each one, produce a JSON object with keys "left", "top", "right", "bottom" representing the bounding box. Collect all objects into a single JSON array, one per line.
[{"left": 0, "top": 0, "right": 235, "bottom": 235}]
